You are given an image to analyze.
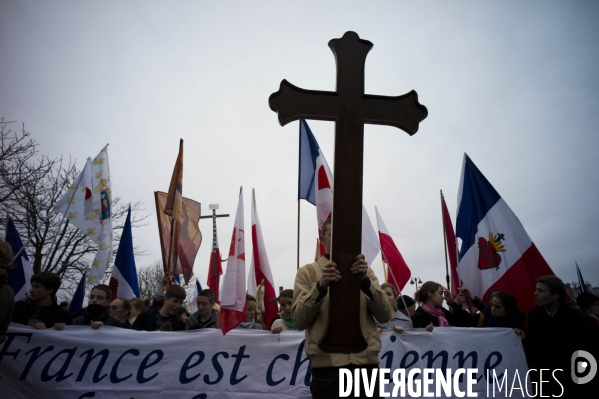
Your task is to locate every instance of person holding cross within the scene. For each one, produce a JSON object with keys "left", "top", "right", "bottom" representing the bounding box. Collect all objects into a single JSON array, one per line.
[{"left": 293, "top": 219, "right": 394, "bottom": 398}]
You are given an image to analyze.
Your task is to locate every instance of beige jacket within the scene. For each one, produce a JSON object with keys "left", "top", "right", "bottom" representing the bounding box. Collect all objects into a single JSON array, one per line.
[{"left": 292, "top": 256, "right": 394, "bottom": 368}]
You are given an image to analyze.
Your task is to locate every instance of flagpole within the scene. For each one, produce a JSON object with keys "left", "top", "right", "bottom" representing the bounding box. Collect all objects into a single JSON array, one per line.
[
  {"left": 166, "top": 219, "right": 175, "bottom": 275},
  {"left": 440, "top": 190, "right": 451, "bottom": 291},
  {"left": 154, "top": 192, "right": 168, "bottom": 270},
  {"left": 297, "top": 199, "right": 300, "bottom": 270},
  {"left": 297, "top": 121, "right": 302, "bottom": 271}
]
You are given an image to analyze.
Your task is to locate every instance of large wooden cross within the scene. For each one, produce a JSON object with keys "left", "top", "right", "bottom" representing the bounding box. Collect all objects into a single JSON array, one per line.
[{"left": 269, "top": 31, "right": 427, "bottom": 353}]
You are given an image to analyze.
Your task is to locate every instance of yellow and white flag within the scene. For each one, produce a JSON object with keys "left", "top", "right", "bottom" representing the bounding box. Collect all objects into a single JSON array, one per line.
[{"left": 55, "top": 146, "right": 113, "bottom": 283}]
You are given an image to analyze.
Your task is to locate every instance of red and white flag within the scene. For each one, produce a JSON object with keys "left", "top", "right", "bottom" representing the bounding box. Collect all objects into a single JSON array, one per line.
[
  {"left": 375, "top": 207, "right": 411, "bottom": 292},
  {"left": 247, "top": 189, "right": 278, "bottom": 329},
  {"left": 219, "top": 187, "right": 246, "bottom": 334}
]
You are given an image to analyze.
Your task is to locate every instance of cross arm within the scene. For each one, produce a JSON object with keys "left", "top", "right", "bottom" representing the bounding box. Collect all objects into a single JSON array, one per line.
[
  {"left": 362, "top": 91, "right": 428, "bottom": 135},
  {"left": 269, "top": 80, "right": 338, "bottom": 126}
]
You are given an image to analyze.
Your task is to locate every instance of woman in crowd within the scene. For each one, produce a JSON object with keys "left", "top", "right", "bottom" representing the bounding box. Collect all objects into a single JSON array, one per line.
[
  {"left": 411, "top": 281, "right": 471, "bottom": 330},
  {"left": 376, "top": 283, "right": 413, "bottom": 332},
  {"left": 128, "top": 297, "right": 148, "bottom": 325},
  {"left": 478, "top": 291, "right": 526, "bottom": 339},
  {"left": 236, "top": 294, "right": 264, "bottom": 330}
]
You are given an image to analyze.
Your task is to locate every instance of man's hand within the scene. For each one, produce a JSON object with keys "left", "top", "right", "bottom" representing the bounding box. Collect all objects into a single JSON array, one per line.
[
  {"left": 319, "top": 261, "right": 341, "bottom": 289},
  {"left": 271, "top": 326, "right": 283, "bottom": 334},
  {"left": 350, "top": 254, "right": 368, "bottom": 280},
  {"left": 392, "top": 326, "right": 404, "bottom": 333},
  {"left": 33, "top": 322, "right": 46, "bottom": 330},
  {"left": 54, "top": 323, "right": 66, "bottom": 331},
  {"left": 513, "top": 328, "right": 526, "bottom": 340},
  {"left": 91, "top": 321, "right": 104, "bottom": 329},
  {"left": 425, "top": 322, "right": 434, "bottom": 332}
]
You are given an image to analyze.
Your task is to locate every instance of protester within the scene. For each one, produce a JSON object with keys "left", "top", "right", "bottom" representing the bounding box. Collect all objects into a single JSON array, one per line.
[
  {"left": 186, "top": 288, "right": 219, "bottom": 330},
  {"left": 128, "top": 297, "right": 147, "bottom": 325},
  {"left": 292, "top": 219, "right": 394, "bottom": 398},
  {"left": 0, "top": 239, "right": 15, "bottom": 343},
  {"left": 237, "top": 294, "right": 263, "bottom": 329},
  {"left": 411, "top": 281, "right": 471, "bottom": 329},
  {"left": 476, "top": 291, "right": 526, "bottom": 339},
  {"left": 72, "top": 284, "right": 122, "bottom": 328},
  {"left": 576, "top": 292, "right": 599, "bottom": 323},
  {"left": 376, "top": 285, "right": 414, "bottom": 333},
  {"left": 110, "top": 298, "right": 132, "bottom": 328},
  {"left": 271, "top": 289, "right": 297, "bottom": 333},
  {"left": 133, "top": 285, "right": 186, "bottom": 331},
  {"left": 12, "top": 271, "right": 71, "bottom": 330},
  {"left": 526, "top": 275, "right": 599, "bottom": 395}
]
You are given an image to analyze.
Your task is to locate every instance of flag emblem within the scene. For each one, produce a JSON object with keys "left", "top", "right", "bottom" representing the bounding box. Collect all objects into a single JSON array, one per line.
[{"left": 477, "top": 232, "right": 506, "bottom": 270}]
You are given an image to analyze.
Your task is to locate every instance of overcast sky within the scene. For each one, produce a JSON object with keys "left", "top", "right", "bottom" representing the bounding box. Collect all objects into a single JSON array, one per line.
[{"left": 1, "top": 0, "right": 598, "bottom": 298}]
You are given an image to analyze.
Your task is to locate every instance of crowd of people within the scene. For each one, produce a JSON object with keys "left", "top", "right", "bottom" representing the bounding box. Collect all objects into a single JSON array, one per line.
[{"left": 2, "top": 225, "right": 599, "bottom": 397}]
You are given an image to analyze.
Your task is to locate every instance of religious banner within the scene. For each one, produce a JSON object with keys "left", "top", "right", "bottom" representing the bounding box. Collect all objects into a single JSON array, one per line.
[
  {"left": 1, "top": 324, "right": 531, "bottom": 398},
  {"left": 154, "top": 191, "right": 202, "bottom": 284}
]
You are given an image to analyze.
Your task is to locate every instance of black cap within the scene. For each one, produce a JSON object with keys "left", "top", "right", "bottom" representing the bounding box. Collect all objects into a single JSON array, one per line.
[
  {"left": 576, "top": 292, "right": 599, "bottom": 310},
  {"left": 397, "top": 295, "right": 415, "bottom": 310}
]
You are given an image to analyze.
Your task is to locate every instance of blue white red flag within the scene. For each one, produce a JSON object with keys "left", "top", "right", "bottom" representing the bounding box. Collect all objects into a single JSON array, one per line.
[
  {"left": 109, "top": 206, "right": 139, "bottom": 300},
  {"left": 298, "top": 120, "right": 379, "bottom": 265},
  {"left": 69, "top": 270, "right": 87, "bottom": 316},
  {"left": 456, "top": 154, "right": 555, "bottom": 312},
  {"left": 247, "top": 189, "right": 277, "bottom": 329},
  {"left": 219, "top": 187, "right": 246, "bottom": 334},
  {"left": 576, "top": 261, "right": 589, "bottom": 294},
  {"left": 5, "top": 216, "right": 33, "bottom": 301}
]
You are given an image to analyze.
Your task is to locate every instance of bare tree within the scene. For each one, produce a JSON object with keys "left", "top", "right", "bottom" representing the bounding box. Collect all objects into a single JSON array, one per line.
[
  {"left": 135, "top": 259, "right": 198, "bottom": 312},
  {"left": 0, "top": 118, "right": 148, "bottom": 298},
  {"left": 137, "top": 260, "right": 165, "bottom": 300},
  {"left": 0, "top": 118, "right": 55, "bottom": 205}
]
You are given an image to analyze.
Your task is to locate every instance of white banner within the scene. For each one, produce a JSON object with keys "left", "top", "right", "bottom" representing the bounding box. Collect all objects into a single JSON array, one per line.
[{"left": 0, "top": 324, "right": 529, "bottom": 398}]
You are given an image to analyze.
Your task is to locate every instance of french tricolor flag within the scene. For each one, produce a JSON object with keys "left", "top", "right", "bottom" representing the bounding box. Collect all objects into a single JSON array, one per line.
[
  {"left": 299, "top": 120, "right": 379, "bottom": 265},
  {"left": 299, "top": 120, "right": 333, "bottom": 229},
  {"left": 456, "top": 154, "right": 555, "bottom": 312},
  {"left": 109, "top": 206, "right": 139, "bottom": 300},
  {"left": 5, "top": 216, "right": 33, "bottom": 302}
]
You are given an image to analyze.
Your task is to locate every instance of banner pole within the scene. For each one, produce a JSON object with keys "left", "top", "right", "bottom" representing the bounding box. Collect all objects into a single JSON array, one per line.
[{"left": 441, "top": 190, "right": 451, "bottom": 291}]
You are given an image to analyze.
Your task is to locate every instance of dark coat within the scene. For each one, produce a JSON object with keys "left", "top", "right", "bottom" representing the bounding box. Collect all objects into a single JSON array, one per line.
[
  {"left": 481, "top": 310, "right": 525, "bottom": 330},
  {"left": 72, "top": 311, "right": 122, "bottom": 327},
  {"left": 186, "top": 309, "right": 219, "bottom": 330},
  {"left": 411, "top": 302, "right": 473, "bottom": 328},
  {"left": 131, "top": 307, "right": 186, "bottom": 331},
  {"left": 12, "top": 299, "right": 72, "bottom": 328},
  {"left": 525, "top": 304, "right": 599, "bottom": 395}
]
